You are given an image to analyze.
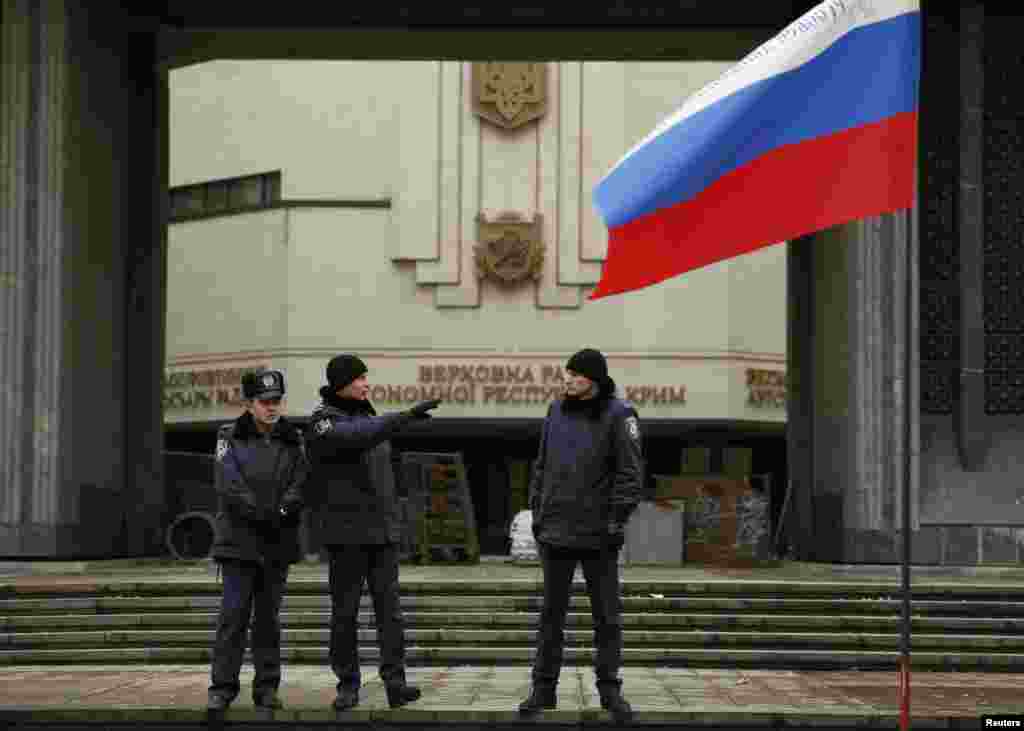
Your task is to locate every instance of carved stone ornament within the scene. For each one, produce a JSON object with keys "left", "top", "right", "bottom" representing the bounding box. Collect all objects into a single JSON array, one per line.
[
  {"left": 472, "top": 63, "right": 548, "bottom": 129},
  {"left": 474, "top": 212, "right": 545, "bottom": 285}
]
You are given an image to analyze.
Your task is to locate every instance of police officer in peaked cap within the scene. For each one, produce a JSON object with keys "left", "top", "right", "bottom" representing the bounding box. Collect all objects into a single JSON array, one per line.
[
  {"left": 305, "top": 354, "right": 441, "bottom": 712},
  {"left": 207, "top": 369, "right": 309, "bottom": 714}
]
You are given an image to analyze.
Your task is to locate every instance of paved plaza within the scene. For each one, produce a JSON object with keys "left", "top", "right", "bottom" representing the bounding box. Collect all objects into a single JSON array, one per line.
[{"left": 0, "top": 664, "right": 1021, "bottom": 724}]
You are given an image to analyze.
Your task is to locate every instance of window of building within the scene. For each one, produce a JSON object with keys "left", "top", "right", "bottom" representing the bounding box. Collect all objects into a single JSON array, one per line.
[{"left": 168, "top": 171, "right": 282, "bottom": 222}]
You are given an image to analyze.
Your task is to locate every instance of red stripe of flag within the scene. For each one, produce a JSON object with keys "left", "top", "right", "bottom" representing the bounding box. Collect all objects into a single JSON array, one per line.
[{"left": 590, "top": 111, "right": 917, "bottom": 300}]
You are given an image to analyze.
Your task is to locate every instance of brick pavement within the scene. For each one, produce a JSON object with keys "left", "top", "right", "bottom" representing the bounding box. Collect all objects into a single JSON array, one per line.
[{"left": 0, "top": 665, "right": 1020, "bottom": 723}]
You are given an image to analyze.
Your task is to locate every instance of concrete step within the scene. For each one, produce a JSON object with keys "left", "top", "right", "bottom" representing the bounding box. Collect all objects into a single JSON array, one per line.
[
  {"left": 4, "top": 610, "right": 1021, "bottom": 634},
  {"left": 3, "top": 627, "right": 1023, "bottom": 652},
  {"left": 1, "top": 645, "right": 1022, "bottom": 670},
  {"left": 3, "top": 577, "right": 1020, "bottom": 671},
  {"left": 3, "top": 593, "right": 1024, "bottom": 616},
  {"left": 5, "top": 578, "right": 1023, "bottom": 600}
]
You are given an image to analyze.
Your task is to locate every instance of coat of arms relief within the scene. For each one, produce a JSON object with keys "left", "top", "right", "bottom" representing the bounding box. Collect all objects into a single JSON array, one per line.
[
  {"left": 474, "top": 212, "right": 545, "bottom": 285},
  {"left": 472, "top": 62, "right": 548, "bottom": 130}
]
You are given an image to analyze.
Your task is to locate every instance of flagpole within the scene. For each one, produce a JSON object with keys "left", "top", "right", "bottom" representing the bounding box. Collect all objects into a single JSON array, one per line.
[
  {"left": 899, "top": 86, "right": 920, "bottom": 731},
  {"left": 899, "top": 200, "right": 913, "bottom": 731}
]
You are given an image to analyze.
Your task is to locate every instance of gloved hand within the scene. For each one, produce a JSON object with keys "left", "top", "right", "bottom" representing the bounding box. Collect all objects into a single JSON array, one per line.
[
  {"left": 407, "top": 398, "right": 442, "bottom": 419},
  {"left": 609, "top": 507, "right": 631, "bottom": 533},
  {"left": 279, "top": 495, "right": 303, "bottom": 521},
  {"left": 604, "top": 511, "right": 628, "bottom": 552}
]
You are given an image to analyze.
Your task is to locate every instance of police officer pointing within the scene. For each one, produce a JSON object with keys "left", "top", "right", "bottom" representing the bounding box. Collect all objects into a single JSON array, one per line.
[
  {"left": 306, "top": 354, "right": 440, "bottom": 712},
  {"left": 207, "top": 369, "right": 308, "bottom": 713},
  {"left": 519, "top": 348, "right": 642, "bottom": 722}
]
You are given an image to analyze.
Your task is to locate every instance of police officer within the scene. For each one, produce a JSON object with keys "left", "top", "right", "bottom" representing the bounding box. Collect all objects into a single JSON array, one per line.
[
  {"left": 207, "top": 369, "right": 308, "bottom": 713},
  {"left": 518, "top": 348, "right": 642, "bottom": 722},
  {"left": 306, "top": 354, "right": 440, "bottom": 711}
]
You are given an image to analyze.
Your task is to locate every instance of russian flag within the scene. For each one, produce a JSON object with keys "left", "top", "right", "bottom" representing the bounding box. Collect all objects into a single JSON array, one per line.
[{"left": 590, "top": 0, "right": 920, "bottom": 299}]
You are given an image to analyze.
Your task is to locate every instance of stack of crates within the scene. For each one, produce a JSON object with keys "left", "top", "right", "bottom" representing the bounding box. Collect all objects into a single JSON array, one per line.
[{"left": 397, "top": 452, "right": 480, "bottom": 563}]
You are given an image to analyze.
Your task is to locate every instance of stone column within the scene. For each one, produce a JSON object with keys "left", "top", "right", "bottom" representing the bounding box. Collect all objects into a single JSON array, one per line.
[
  {"left": 0, "top": 1, "right": 28, "bottom": 538},
  {"left": 843, "top": 211, "right": 920, "bottom": 561},
  {"left": 0, "top": 1, "right": 167, "bottom": 557},
  {"left": 785, "top": 207, "right": 921, "bottom": 563},
  {"left": 1, "top": 0, "right": 69, "bottom": 553}
]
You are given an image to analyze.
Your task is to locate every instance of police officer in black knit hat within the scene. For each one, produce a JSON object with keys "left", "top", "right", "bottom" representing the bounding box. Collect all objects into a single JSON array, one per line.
[
  {"left": 519, "top": 348, "right": 642, "bottom": 722},
  {"left": 306, "top": 354, "right": 441, "bottom": 712},
  {"left": 208, "top": 369, "right": 308, "bottom": 714}
]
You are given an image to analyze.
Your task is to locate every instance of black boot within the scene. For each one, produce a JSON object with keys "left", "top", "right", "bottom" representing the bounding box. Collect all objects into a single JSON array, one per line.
[
  {"left": 207, "top": 692, "right": 232, "bottom": 712},
  {"left": 518, "top": 684, "right": 557, "bottom": 715},
  {"left": 599, "top": 684, "right": 633, "bottom": 723},
  {"left": 386, "top": 683, "right": 422, "bottom": 708},
  {"left": 332, "top": 687, "right": 359, "bottom": 711}
]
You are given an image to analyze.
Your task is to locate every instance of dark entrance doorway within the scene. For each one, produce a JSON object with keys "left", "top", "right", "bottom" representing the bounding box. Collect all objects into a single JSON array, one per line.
[{"left": 165, "top": 418, "right": 786, "bottom": 559}]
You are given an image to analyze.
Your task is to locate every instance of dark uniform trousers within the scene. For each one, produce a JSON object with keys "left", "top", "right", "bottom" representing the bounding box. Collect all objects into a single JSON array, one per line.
[
  {"left": 328, "top": 544, "right": 406, "bottom": 690},
  {"left": 210, "top": 559, "right": 289, "bottom": 701},
  {"left": 533, "top": 543, "right": 624, "bottom": 688}
]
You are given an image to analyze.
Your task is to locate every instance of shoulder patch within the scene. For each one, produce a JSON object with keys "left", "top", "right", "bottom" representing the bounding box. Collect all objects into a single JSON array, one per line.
[
  {"left": 215, "top": 438, "right": 230, "bottom": 461},
  {"left": 313, "top": 417, "right": 332, "bottom": 436},
  {"left": 624, "top": 415, "right": 640, "bottom": 441}
]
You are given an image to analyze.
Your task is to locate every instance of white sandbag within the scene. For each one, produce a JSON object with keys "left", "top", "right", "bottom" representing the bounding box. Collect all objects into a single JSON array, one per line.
[{"left": 508, "top": 509, "right": 539, "bottom": 560}]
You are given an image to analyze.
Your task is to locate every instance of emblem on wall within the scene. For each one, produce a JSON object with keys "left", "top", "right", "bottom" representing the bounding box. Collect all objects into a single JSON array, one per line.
[
  {"left": 474, "top": 212, "right": 545, "bottom": 285},
  {"left": 472, "top": 63, "right": 548, "bottom": 129}
]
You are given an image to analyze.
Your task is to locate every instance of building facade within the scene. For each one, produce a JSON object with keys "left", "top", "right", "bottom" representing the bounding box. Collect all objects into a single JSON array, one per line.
[
  {"left": 4, "top": 1, "right": 1020, "bottom": 564},
  {"left": 163, "top": 60, "right": 788, "bottom": 556}
]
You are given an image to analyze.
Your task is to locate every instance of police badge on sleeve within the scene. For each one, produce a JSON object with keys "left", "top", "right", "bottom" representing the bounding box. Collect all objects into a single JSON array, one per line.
[
  {"left": 624, "top": 416, "right": 640, "bottom": 441},
  {"left": 215, "top": 438, "right": 230, "bottom": 461},
  {"left": 314, "top": 418, "right": 332, "bottom": 436}
]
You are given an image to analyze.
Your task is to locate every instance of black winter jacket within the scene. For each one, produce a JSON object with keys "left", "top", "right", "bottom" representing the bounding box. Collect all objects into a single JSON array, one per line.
[
  {"left": 529, "top": 383, "right": 643, "bottom": 549},
  {"left": 306, "top": 395, "right": 417, "bottom": 545},
  {"left": 211, "top": 412, "right": 308, "bottom": 566}
]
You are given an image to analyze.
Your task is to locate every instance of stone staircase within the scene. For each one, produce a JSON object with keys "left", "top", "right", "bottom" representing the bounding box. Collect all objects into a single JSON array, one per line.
[{"left": 2, "top": 577, "right": 1023, "bottom": 671}]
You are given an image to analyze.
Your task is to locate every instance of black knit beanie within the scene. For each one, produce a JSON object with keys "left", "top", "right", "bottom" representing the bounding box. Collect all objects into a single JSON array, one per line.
[
  {"left": 325, "top": 354, "right": 368, "bottom": 392},
  {"left": 565, "top": 348, "right": 609, "bottom": 388}
]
